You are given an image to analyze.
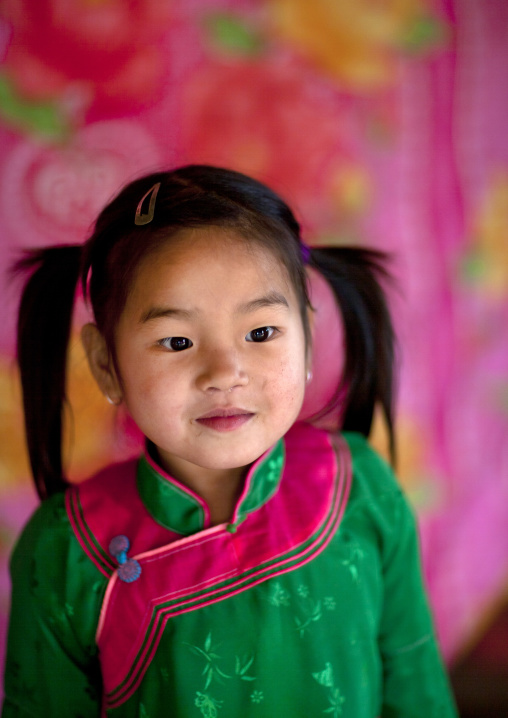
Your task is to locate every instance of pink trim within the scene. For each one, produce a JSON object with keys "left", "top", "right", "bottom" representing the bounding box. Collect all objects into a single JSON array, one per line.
[
  {"left": 98, "top": 426, "right": 351, "bottom": 703},
  {"left": 130, "top": 524, "right": 227, "bottom": 570},
  {"left": 96, "top": 573, "right": 118, "bottom": 642},
  {"left": 144, "top": 451, "right": 211, "bottom": 529}
]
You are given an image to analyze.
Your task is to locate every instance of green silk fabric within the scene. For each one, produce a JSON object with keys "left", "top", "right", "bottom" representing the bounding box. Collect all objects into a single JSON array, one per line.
[{"left": 2, "top": 433, "right": 458, "bottom": 717}]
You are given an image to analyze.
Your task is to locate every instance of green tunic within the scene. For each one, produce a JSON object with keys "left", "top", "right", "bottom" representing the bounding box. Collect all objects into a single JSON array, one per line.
[{"left": 2, "top": 428, "right": 458, "bottom": 717}]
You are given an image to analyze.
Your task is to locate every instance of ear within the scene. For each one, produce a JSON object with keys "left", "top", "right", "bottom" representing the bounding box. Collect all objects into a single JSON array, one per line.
[
  {"left": 81, "top": 323, "right": 122, "bottom": 405},
  {"left": 306, "top": 304, "right": 314, "bottom": 366},
  {"left": 298, "top": 267, "right": 346, "bottom": 429}
]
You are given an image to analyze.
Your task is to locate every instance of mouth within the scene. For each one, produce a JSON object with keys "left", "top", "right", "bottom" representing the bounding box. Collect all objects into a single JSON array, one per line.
[{"left": 196, "top": 407, "right": 255, "bottom": 432}]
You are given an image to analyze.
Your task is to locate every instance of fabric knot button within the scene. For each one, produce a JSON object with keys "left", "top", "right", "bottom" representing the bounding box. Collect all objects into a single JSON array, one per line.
[
  {"left": 109, "top": 535, "right": 141, "bottom": 583},
  {"left": 117, "top": 558, "right": 142, "bottom": 583},
  {"left": 109, "top": 535, "right": 130, "bottom": 558}
]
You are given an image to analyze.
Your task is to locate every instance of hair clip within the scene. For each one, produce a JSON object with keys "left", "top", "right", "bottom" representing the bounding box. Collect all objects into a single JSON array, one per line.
[{"left": 134, "top": 182, "right": 161, "bottom": 226}]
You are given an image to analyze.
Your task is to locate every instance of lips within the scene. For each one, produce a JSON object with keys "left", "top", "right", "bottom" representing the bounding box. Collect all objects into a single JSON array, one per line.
[{"left": 196, "top": 407, "right": 254, "bottom": 432}]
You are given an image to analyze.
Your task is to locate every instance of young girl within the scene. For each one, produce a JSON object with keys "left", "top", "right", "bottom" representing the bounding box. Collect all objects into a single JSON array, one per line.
[{"left": 3, "top": 166, "right": 457, "bottom": 717}]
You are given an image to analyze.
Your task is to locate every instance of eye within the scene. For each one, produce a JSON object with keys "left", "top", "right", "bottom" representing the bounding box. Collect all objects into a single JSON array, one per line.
[
  {"left": 159, "top": 337, "right": 193, "bottom": 352},
  {"left": 245, "top": 326, "right": 277, "bottom": 343}
]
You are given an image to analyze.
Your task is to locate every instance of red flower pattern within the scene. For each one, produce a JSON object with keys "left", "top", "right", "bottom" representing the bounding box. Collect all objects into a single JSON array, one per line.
[
  {"left": 1, "top": 0, "right": 172, "bottom": 111},
  {"left": 180, "top": 59, "right": 353, "bottom": 229}
]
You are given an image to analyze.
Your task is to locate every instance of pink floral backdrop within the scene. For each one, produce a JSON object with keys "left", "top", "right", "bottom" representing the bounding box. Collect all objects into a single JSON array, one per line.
[{"left": 1, "top": 0, "right": 507, "bottom": 688}]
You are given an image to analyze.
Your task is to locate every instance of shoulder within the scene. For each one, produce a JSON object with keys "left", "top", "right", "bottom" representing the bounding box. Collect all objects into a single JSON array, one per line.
[
  {"left": 10, "top": 485, "right": 108, "bottom": 648},
  {"left": 339, "top": 431, "right": 418, "bottom": 553},
  {"left": 342, "top": 431, "right": 399, "bottom": 492},
  {"left": 10, "top": 483, "right": 108, "bottom": 600},
  {"left": 341, "top": 430, "right": 405, "bottom": 505},
  {"left": 11, "top": 490, "right": 71, "bottom": 571},
  {"left": 12, "top": 457, "right": 138, "bottom": 557}
]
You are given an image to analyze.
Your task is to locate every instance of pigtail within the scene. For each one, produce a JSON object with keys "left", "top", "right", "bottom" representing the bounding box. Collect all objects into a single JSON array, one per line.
[
  {"left": 308, "top": 247, "right": 397, "bottom": 462},
  {"left": 14, "top": 246, "right": 82, "bottom": 500}
]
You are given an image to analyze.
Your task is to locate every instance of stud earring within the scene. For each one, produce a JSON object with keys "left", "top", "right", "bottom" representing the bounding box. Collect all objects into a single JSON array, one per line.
[
  {"left": 105, "top": 394, "right": 121, "bottom": 406},
  {"left": 306, "top": 370, "right": 313, "bottom": 384}
]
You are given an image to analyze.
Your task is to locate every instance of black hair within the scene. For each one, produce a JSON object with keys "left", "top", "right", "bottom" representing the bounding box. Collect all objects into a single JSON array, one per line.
[
  {"left": 308, "top": 248, "right": 396, "bottom": 461},
  {"left": 14, "top": 165, "right": 396, "bottom": 500}
]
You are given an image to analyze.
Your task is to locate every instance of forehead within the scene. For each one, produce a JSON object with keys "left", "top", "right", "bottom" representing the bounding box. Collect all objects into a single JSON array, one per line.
[{"left": 123, "top": 226, "right": 296, "bottom": 316}]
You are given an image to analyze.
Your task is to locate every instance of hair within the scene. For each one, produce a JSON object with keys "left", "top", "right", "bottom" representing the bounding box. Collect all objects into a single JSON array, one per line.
[{"left": 14, "top": 165, "right": 396, "bottom": 500}]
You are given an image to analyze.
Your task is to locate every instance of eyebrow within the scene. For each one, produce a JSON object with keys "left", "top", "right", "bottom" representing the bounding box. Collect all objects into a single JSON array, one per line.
[
  {"left": 237, "top": 291, "right": 289, "bottom": 314},
  {"left": 140, "top": 306, "right": 193, "bottom": 323},
  {"left": 139, "top": 291, "right": 289, "bottom": 324}
]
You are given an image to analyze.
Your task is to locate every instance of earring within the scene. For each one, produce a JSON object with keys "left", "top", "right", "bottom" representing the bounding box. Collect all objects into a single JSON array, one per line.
[
  {"left": 306, "top": 370, "right": 313, "bottom": 384},
  {"left": 105, "top": 394, "right": 121, "bottom": 406}
]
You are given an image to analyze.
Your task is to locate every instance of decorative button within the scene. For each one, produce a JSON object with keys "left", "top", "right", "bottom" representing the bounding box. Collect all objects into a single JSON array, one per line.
[{"left": 109, "top": 535, "right": 142, "bottom": 583}]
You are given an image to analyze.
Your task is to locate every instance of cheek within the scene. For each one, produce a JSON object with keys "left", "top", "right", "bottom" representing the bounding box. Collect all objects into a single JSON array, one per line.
[
  {"left": 269, "top": 352, "right": 306, "bottom": 409},
  {"left": 118, "top": 362, "right": 167, "bottom": 413}
]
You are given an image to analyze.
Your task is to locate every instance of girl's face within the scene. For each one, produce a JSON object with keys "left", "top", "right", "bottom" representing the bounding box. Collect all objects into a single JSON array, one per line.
[{"left": 101, "top": 227, "right": 308, "bottom": 486}]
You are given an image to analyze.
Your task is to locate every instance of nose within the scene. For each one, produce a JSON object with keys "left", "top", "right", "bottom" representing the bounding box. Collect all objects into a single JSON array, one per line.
[{"left": 196, "top": 347, "right": 249, "bottom": 393}]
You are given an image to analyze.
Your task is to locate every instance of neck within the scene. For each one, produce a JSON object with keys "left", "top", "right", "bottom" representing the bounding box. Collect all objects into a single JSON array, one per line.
[
  {"left": 153, "top": 447, "right": 247, "bottom": 525},
  {"left": 185, "top": 467, "right": 247, "bottom": 525}
]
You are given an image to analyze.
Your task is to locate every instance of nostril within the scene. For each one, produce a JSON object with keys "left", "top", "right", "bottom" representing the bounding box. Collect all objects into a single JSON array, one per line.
[
  {"left": 197, "top": 357, "right": 249, "bottom": 393},
  {"left": 204, "top": 380, "right": 245, "bottom": 394}
]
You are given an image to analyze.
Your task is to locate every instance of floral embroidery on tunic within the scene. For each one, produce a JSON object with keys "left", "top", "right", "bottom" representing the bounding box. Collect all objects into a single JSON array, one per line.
[
  {"left": 295, "top": 596, "right": 323, "bottom": 637},
  {"left": 195, "top": 692, "right": 223, "bottom": 718},
  {"left": 234, "top": 655, "right": 256, "bottom": 682},
  {"left": 266, "top": 581, "right": 291, "bottom": 607},
  {"left": 250, "top": 690, "right": 264, "bottom": 704},
  {"left": 264, "top": 581, "right": 339, "bottom": 637},
  {"left": 339, "top": 531, "right": 365, "bottom": 584},
  {"left": 265, "top": 455, "right": 283, "bottom": 483},
  {"left": 188, "top": 633, "right": 230, "bottom": 689},
  {"left": 313, "top": 662, "right": 345, "bottom": 717},
  {"left": 187, "top": 634, "right": 260, "bottom": 716}
]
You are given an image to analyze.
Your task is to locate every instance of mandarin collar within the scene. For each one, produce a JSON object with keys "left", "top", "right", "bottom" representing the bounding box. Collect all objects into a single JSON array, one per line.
[{"left": 136, "top": 439, "right": 285, "bottom": 536}]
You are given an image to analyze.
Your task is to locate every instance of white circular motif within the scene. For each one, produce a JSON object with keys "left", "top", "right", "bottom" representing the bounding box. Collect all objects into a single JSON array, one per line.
[{"left": 1, "top": 120, "right": 162, "bottom": 248}]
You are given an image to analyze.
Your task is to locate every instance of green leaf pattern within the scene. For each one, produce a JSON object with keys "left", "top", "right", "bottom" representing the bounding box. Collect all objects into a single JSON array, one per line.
[
  {"left": 188, "top": 634, "right": 260, "bottom": 716},
  {"left": 339, "top": 533, "right": 364, "bottom": 584},
  {"left": 235, "top": 654, "right": 256, "bottom": 681}
]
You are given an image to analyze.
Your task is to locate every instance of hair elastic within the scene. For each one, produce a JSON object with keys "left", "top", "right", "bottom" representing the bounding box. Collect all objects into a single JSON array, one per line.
[
  {"left": 301, "top": 242, "right": 311, "bottom": 264},
  {"left": 134, "top": 182, "right": 161, "bottom": 226}
]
